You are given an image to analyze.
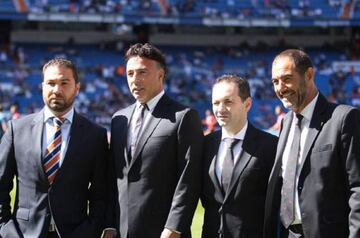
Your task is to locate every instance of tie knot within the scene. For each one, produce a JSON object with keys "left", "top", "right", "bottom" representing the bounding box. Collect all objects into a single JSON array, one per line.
[
  {"left": 53, "top": 117, "right": 64, "bottom": 127},
  {"left": 295, "top": 113, "right": 303, "bottom": 127},
  {"left": 223, "top": 138, "right": 239, "bottom": 149},
  {"left": 140, "top": 103, "right": 148, "bottom": 111}
]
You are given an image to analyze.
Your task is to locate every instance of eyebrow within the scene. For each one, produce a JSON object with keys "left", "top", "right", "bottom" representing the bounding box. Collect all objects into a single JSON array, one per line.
[
  {"left": 273, "top": 73, "right": 293, "bottom": 80},
  {"left": 45, "top": 78, "right": 71, "bottom": 82}
]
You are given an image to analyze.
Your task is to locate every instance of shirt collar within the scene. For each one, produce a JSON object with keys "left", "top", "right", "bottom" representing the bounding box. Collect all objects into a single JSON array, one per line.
[
  {"left": 221, "top": 121, "right": 248, "bottom": 141},
  {"left": 136, "top": 90, "right": 165, "bottom": 112},
  {"left": 43, "top": 106, "right": 74, "bottom": 124},
  {"left": 298, "top": 92, "right": 319, "bottom": 122}
]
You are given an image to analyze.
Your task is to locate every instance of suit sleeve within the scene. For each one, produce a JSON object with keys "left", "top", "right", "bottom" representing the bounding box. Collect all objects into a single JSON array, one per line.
[
  {"left": 105, "top": 125, "right": 118, "bottom": 230},
  {"left": 0, "top": 121, "right": 16, "bottom": 227},
  {"left": 343, "top": 109, "right": 360, "bottom": 238},
  {"left": 165, "top": 109, "right": 204, "bottom": 233}
]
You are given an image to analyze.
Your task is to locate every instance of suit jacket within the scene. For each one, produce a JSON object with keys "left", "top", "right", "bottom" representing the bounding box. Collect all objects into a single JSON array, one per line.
[
  {"left": 0, "top": 110, "right": 108, "bottom": 238},
  {"left": 264, "top": 94, "right": 360, "bottom": 238},
  {"left": 201, "top": 123, "right": 277, "bottom": 238},
  {"left": 107, "top": 94, "right": 203, "bottom": 238}
]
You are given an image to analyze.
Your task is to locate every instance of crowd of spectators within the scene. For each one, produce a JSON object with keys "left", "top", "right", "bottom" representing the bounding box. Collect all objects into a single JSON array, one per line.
[
  {"left": 0, "top": 41, "right": 359, "bottom": 132},
  {"left": 24, "top": 0, "right": 352, "bottom": 20}
]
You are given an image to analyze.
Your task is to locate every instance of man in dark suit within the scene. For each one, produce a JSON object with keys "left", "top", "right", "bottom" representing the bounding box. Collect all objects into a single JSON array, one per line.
[
  {"left": 201, "top": 75, "right": 277, "bottom": 238},
  {"left": 103, "top": 43, "right": 203, "bottom": 238},
  {"left": 0, "top": 58, "right": 108, "bottom": 238},
  {"left": 264, "top": 49, "right": 360, "bottom": 238}
]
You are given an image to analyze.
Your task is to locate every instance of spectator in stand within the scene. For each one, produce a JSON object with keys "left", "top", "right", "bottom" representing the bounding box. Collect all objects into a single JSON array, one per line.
[
  {"left": 10, "top": 103, "right": 21, "bottom": 120},
  {"left": 269, "top": 105, "right": 286, "bottom": 132},
  {"left": 0, "top": 104, "right": 7, "bottom": 139},
  {"left": 202, "top": 109, "right": 217, "bottom": 135}
]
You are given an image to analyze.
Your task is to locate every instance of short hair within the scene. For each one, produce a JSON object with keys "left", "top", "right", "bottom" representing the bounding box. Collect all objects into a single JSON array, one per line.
[
  {"left": 273, "top": 49, "right": 313, "bottom": 75},
  {"left": 42, "top": 58, "right": 79, "bottom": 83},
  {"left": 214, "top": 74, "right": 251, "bottom": 101},
  {"left": 125, "top": 43, "right": 167, "bottom": 77}
]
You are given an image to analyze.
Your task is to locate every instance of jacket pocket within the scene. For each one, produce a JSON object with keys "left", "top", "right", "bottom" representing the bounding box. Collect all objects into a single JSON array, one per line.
[{"left": 311, "top": 144, "right": 332, "bottom": 153}]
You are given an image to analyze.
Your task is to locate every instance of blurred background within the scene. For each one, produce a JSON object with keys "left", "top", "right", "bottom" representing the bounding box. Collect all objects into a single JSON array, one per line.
[{"left": 0, "top": 0, "right": 360, "bottom": 138}]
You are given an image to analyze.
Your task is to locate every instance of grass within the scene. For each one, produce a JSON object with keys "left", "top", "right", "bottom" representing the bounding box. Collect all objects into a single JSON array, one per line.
[{"left": 191, "top": 202, "right": 204, "bottom": 237}]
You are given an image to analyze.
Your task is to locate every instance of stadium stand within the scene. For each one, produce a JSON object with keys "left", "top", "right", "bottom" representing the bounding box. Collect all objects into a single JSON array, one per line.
[
  {"left": 0, "top": 0, "right": 359, "bottom": 134},
  {"left": 0, "top": 41, "right": 358, "bottom": 131},
  {"left": 0, "top": 0, "right": 353, "bottom": 20}
]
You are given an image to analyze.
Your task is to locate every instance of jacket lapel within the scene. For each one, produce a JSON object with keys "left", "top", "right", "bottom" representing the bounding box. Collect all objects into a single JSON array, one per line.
[
  {"left": 31, "top": 110, "right": 47, "bottom": 184},
  {"left": 124, "top": 104, "right": 136, "bottom": 166},
  {"left": 129, "top": 96, "right": 167, "bottom": 168},
  {"left": 298, "top": 94, "right": 328, "bottom": 173},
  {"left": 223, "top": 124, "right": 255, "bottom": 202},
  {"left": 54, "top": 111, "right": 84, "bottom": 184},
  {"left": 271, "top": 112, "right": 292, "bottom": 181},
  {"left": 208, "top": 133, "right": 224, "bottom": 202}
]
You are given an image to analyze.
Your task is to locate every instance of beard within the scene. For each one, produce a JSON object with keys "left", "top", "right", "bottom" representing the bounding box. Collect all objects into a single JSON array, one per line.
[
  {"left": 278, "top": 77, "right": 307, "bottom": 112},
  {"left": 45, "top": 97, "right": 75, "bottom": 114}
]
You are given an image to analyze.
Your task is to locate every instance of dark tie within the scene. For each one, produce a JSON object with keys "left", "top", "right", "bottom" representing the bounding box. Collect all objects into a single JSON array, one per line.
[
  {"left": 280, "top": 113, "right": 303, "bottom": 228},
  {"left": 221, "top": 138, "right": 239, "bottom": 194},
  {"left": 43, "top": 117, "right": 64, "bottom": 185},
  {"left": 129, "top": 103, "right": 147, "bottom": 158}
]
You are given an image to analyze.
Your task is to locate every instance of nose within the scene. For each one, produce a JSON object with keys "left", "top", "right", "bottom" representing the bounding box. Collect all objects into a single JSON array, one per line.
[
  {"left": 217, "top": 102, "right": 226, "bottom": 112},
  {"left": 277, "top": 80, "right": 287, "bottom": 93},
  {"left": 52, "top": 84, "right": 61, "bottom": 93},
  {"left": 132, "top": 72, "right": 143, "bottom": 82}
]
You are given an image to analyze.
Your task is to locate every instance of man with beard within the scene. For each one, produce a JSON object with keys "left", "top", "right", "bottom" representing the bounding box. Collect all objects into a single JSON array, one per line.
[
  {"left": 264, "top": 49, "right": 360, "bottom": 238},
  {"left": 0, "top": 58, "right": 108, "bottom": 238}
]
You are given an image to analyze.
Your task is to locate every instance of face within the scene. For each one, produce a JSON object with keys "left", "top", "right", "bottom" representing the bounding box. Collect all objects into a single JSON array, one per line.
[
  {"left": 272, "top": 56, "right": 310, "bottom": 114},
  {"left": 126, "top": 56, "right": 164, "bottom": 104},
  {"left": 42, "top": 65, "right": 80, "bottom": 117},
  {"left": 212, "top": 81, "right": 251, "bottom": 134}
]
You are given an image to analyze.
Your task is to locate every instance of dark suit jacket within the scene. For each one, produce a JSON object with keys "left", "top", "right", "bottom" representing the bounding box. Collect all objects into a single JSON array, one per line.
[
  {"left": 201, "top": 123, "right": 277, "bottom": 238},
  {"left": 0, "top": 110, "right": 108, "bottom": 238},
  {"left": 107, "top": 94, "right": 203, "bottom": 238},
  {"left": 264, "top": 94, "right": 360, "bottom": 238}
]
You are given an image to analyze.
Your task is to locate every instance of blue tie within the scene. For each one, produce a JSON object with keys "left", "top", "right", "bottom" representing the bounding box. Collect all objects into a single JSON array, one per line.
[{"left": 43, "top": 117, "right": 64, "bottom": 185}]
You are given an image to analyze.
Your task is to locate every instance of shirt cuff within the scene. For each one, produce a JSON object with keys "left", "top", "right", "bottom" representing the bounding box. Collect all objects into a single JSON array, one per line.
[
  {"left": 103, "top": 228, "right": 117, "bottom": 233},
  {"left": 165, "top": 227, "right": 181, "bottom": 234}
]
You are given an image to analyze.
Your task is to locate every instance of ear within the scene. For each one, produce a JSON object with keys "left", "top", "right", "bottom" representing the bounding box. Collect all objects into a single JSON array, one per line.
[
  {"left": 76, "top": 82, "right": 81, "bottom": 95},
  {"left": 158, "top": 68, "right": 165, "bottom": 82},
  {"left": 305, "top": 67, "right": 314, "bottom": 82},
  {"left": 244, "top": 97, "right": 252, "bottom": 113}
]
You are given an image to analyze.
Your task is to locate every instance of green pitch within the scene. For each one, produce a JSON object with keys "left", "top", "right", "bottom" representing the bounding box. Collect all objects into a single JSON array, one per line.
[{"left": 191, "top": 202, "right": 204, "bottom": 237}]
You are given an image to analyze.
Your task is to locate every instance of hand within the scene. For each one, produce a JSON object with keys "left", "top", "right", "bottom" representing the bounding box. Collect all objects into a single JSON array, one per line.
[
  {"left": 102, "top": 229, "right": 117, "bottom": 238},
  {"left": 160, "top": 228, "right": 181, "bottom": 238}
]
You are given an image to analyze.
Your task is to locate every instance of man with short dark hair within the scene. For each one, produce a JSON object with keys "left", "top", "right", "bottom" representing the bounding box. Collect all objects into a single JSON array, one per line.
[
  {"left": 201, "top": 74, "right": 277, "bottom": 238},
  {"left": 264, "top": 49, "right": 360, "bottom": 238},
  {"left": 104, "top": 43, "right": 203, "bottom": 238},
  {"left": 0, "top": 58, "right": 108, "bottom": 238}
]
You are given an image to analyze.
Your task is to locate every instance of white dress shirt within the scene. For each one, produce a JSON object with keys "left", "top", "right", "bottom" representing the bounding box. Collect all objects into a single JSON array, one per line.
[
  {"left": 42, "top": 106, "right": 74, "bottom": 166},
  {"left": 127, "top": 90, "right": 165, "bottom": 149},
  {"left": 281, "top": 93, "right": 318, "bottom": 224},
  {"left": 216, "top": 122, "right": 248, "bottom": 182}
]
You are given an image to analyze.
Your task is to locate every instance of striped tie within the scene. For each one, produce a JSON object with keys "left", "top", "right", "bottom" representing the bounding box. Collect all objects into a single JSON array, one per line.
[{"left": 43, "top": 117, "right": 63, "bottom": 185}]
